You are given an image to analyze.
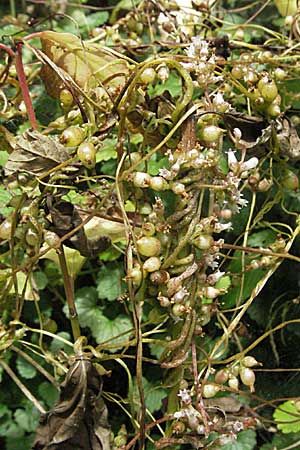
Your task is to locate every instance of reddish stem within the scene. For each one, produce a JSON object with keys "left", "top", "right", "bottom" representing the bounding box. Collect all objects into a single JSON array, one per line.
[
  {"left": 15, "top": 42, "right": 38, "bottom": 129},
  {"left": 0, "top": 42, "right": 15, "bottom": 58}
]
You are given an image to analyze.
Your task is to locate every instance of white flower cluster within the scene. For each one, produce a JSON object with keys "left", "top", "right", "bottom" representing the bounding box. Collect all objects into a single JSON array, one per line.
[{"left": 183, "top": 37, "right": 222, "bottom": 86}]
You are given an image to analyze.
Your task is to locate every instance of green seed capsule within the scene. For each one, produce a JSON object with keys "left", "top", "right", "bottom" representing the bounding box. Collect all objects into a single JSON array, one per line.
[
  {"left": 60, "top": 127, "right": 86, "bottom": 147},
  {"left": 77, "top": 142, "right": 96, "bottom": 168},
  {"left": 137, "top": 236, "right": 161, "bottom": 257}
]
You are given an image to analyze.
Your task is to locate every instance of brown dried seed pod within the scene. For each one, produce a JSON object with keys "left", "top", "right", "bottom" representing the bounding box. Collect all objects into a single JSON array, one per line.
[{"left": 150, "top": 270, "right": 170, "bottom": 285}]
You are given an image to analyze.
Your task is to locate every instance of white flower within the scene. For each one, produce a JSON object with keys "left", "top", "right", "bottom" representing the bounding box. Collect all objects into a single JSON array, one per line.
[
  {"left": 227, "top": 150, "right": 238, "bottom": 171},
  {"left": 233, "top": 127, "right": 242, "bottom": 142},
  {"left": 177, "top": 389, "right": 191, "bottom": 404},
  {"left": 214, "top": 222, "right": 232, "bottom": 232},
  {"left": 240, "top": 156, "right": 259, "bottom": 172},
  {"left": 174, "top": 410, "right": 186, "bottom": 419}
]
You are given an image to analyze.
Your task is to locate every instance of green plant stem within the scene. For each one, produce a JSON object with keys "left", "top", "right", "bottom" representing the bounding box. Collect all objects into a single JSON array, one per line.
[
  {"left": 0, "top": 359, "right": 46, "bottom": 414},
  {"left": 11, "top": 345, "right": 59, "bottom": 388},
  {"left": 57, "top": 246, "right": 81, "bottom": 342},
  {"left": 9, "top": 0, "right": 16, "bottom": 17}
]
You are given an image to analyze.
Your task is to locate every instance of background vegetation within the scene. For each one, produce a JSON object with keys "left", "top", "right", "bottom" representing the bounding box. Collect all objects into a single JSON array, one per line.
[{"left": 1, "top": 0, "right": 300, "bottom": 449}]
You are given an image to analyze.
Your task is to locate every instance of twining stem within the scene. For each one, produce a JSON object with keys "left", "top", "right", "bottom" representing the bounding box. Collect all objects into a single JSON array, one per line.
[
  {"left": 0, "top": 360, "right": 45, "bottom": 414},
  {"left": 10, "top": 0, "right": 16, "bottom": 17},
  {"left": 15, "top": 42, "right": 38, "bottom": 129},
  {"left": 222, "top": 242, "right": 300, "bottom": 262},
  {"left": 57, "top": 246, "right": 81, "bottom": 341}
]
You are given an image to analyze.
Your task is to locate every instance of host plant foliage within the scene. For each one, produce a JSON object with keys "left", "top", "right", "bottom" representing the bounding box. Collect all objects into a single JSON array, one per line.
[{"left": 1, "top": 0, "right": 300, "bottom": 449}]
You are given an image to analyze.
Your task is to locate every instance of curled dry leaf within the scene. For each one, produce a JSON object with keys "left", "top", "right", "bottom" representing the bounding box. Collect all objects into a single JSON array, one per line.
[
  {"left": 276, "top": 117, "right": 300, "bottom": 160},
  {"left": 222, "top": 111, "right": 270, "bottom": 148},
  {"left": 33, "top": 358, "right": 111, "bottom": 450},
  {"left": 47, "top": 198, "right": 111, "bottom": 257},
  {"left": 39, "top": 31, "right": 130, "bottom": 99},
  {"left": 4, "top": 129, "right": 70, "bottom": 176}
]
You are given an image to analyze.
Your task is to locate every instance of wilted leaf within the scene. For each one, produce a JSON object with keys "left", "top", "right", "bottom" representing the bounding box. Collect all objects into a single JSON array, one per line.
[
  {"left": 39, "top": 31, "right": 130, "bottom": 99},
  {"left": 223, "top": 112, "right": 269, "bottom": 148},
  {"left": 47, "top": 198, "right": 111, "bottom": 257},
  {"left": 277, "top": 117, "right": 300, "bottom": 160},
  {"left": 33, "top": 358, "right": 111, "bottom": 450},
  {"left": 4, "top": 129, "right": 70, "bottom": 176}
]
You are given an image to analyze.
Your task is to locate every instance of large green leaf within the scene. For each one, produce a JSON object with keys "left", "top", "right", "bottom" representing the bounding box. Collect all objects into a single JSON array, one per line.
[
  {"left": 16, "top": 356, "right": 37, "bottom": 380},
  {"left": 133, "top": 377, "right": 167, "bottom": 414},
  {"left": 97, "top": 263, "right": 126, "bottom": 301},
  {"left": 74, "top": 287, "right": 132, "bottom": 349},
  {"left": 274, "top": 401, "right": 300, "bottom": 433},
  {"left": 221, "top": 430, "right": 256, "bottom": 450}
]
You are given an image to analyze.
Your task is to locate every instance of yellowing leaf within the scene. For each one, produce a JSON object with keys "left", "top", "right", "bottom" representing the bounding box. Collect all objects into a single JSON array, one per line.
[{"left": 39, "top": 31, "right": 131, "bottom": 99}]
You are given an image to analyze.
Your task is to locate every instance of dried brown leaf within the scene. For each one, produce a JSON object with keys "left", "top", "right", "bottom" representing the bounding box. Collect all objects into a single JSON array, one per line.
[
  {"left": 4, "top": 129, "right": 70, "bottom": 176},
  {"left": 33, "top": 358, "right": 111, "bottom": 450},
  {"left": 39, "top": 31, "right": 130, "bottom": 99}
]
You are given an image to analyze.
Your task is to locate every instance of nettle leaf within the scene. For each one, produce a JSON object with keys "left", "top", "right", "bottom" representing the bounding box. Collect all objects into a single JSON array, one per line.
[
  {"left": 97, "top": 263, "right": 126, "bottom": 301},
  {"left": 86, "top": 11, "right": 109, "bottom": 28},
  {"left": 6, "top": 435, "right": 34, "bottom": 450},
  {"left": 40, "top": 31, "right": 130, "bottom": 99},
  {"left": 133, "top": 377, "right": 167, "bottom": 414},
  {"left": 5, "top": 129, "right": 70, "bottom": 176},
  {"left": 97, "top": 138, "right": 117, "bottom": 162},
  {"left": 14, "top": 405, "right": 40, "bottom": 432},
  {"left": 215, "top": 275, "right": 231, "bottom": 291},
  {"left": 0, "top": 185, "right": 13, "bottom": 216},
  {"left": 247, "top": 230, "right": 277, "bottom": 248},
  {"left": 148, "top": 71, "right": 182, "bottom": 98},
  {"left": 74, "top": 287, "right": 132, "bottom": 348},
  {"left": 38, "top": 381, "right": 59, "bottom": 408},
  {"left": 221, "top": 429, "right": 256, "bottom": 450},
  {"left": 260, "top": 431, "right": 300, "bottom": 450},
  {"left": 274, "top": 401, "right": 300, "bottom": 433},
  {"left": 16, "top": 356, "right": 37, "bottom": 379},
  {"left": 50, "top": 331, "right": 73, "bottom": 354},
  {"left": 220, "top": 251, "right": 264, "bottom": 308}
]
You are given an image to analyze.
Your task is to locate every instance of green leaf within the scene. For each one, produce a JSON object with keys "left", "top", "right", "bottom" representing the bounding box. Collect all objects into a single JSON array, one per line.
[
  {"left": 6, "top": 434, "right": 34, "bottom": 450},
  {"left": 0, "top": 185, "right": 13, "bottom": 216},
  {"left": 260, "top": 431, "right": 300, "bottom": 450},
  {"left": 16, "top": 356, "right": 37, "bottom": 379},
  {"left": 86, "top": 11, "right": 109, "bottom": 29},
  {"left": 148, "top": 71, "right": 182, "bottom": 98},
  {"left": 50, "top": 331, "right": 73, "bottom": 354},
  {"left": 133, "top": 377, "right": 167, "bottom": 413},
  {"left": 247, "top": 230, "right": 277, "bottom": 248},
  {"left": 148, "top": 155, "right": 170, "bottom": 176},
  {"left": 97, "top": 138, "right": 117, "bottom": 162},
  {"left": 99, "top": 246, "right": 122, "bottom": 261},
  {"left": 33, "top": 271, "right": 48, "bottom": 290},
  {"left": 97, "top": 263, "right": 126, "bottom": 301},
  {"left": 14, "top": 406, "right": 40, "bottom": 432},
  {"left": 74, "top": 287, "right": 132, "bottom": 349},
  {"left": 0, "top": 150, "right": 9, "bottom": 166},
  {"left": 274, "top": 401, "right": 300, "bottom": 433},
  {"left": 215, "top": 275, "right": 231, "bottom": 291},
  {"left": 38, "top": 381, "right": 59, "bottom": 408},
  {"left": 221, "top": 429, "right": 256, "bottom": 450}
]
